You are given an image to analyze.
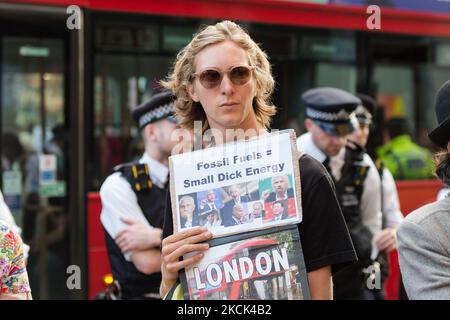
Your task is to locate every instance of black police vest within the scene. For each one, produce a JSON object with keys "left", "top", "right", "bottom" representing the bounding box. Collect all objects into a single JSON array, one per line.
[
  {"left": 329, "top": 143, "right": 374, "bottom": 299},
  {"left": 104, "top": 161, "right": 167, "bottom": 299},
  {"left": 330, "top": 143, "right": 373, "bottom": 267}
]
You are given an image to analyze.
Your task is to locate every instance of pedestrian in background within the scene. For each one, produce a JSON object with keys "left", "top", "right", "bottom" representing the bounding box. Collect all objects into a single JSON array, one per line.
[{"left": 377, "top": 117, "right": 434, "bottom": 180}]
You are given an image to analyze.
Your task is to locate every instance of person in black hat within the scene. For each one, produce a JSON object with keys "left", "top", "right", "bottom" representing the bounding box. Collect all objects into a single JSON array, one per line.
[
  {"left": 397, "top": 80, "right": 450, "bottom": 299},
  {"left": 99, "top": 89, "right": 179, "bottom": 299},
  {"left": 297, "top": 87, "right": 382, "bottom": 300}
]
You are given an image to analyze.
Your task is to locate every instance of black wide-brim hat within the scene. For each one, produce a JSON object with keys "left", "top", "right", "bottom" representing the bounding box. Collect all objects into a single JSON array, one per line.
[{"left": 429, "top": 80, "right": 450, "bottom": 149}]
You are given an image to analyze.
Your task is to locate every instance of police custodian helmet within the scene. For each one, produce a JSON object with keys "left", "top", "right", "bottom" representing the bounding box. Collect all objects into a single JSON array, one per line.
[
  {"left": 355, "top": 93, "right": 377, "bottom": 126},
  {"left": 302, "top": 87, "right": 361, "bottom": 136}
]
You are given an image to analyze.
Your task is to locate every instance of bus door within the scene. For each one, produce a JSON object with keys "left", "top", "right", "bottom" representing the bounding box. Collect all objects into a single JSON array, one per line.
[{"left": 0, "top": 4, "right": 73, "bottom": 299}]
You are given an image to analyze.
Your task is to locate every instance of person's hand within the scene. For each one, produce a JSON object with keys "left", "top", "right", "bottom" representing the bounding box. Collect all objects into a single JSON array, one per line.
[
  {"left": 261, "top": 190, "right": 270, "bottom": 201},
  {"left": 160, "top": 227, "right": 212, "bottom": 298},
  {"left": 374, "top": 227, "right": 397, "bottom": 253},
  {"left": 115, "top": 217, "right": 162, "bottom": 253}
]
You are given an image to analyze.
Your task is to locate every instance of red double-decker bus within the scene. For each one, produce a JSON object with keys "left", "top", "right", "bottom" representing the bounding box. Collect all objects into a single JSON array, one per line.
[{"left": 0, "top": 0, "right": 448, "bottom": 299}]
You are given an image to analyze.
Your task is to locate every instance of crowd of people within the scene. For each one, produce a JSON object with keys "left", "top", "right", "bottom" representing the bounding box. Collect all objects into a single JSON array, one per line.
[
  {"left": 2, "top": 19, "right": 449, "bottom": 301},
  {"left": 96, "top": 20, "right": 450, "bottom": 301}
]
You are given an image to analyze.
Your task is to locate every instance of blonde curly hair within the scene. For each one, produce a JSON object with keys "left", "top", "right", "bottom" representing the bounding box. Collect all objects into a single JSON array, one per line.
[{"left": 161, "top": 20, "right": 276, "bottom": 132}]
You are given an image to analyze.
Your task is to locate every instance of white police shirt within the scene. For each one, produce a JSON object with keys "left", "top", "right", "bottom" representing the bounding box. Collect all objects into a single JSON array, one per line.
[
  {"left": 100, "top": 153, "right": 168, "bottom": 261},
  {"left": 381, "top": 167, "right": 404, "bottom": 228},
  {"left": 297, "top": 132, "right": 382, "bottom": 239}
]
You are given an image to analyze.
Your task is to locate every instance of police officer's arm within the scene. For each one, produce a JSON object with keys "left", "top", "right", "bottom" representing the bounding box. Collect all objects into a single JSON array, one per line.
[
  {"left": 130, "top": 249, "right": 162, "bottom": 275},
  {"left": 116, "top": 217, "right": 162, "bottom": 252},
  {"left": 373, "top": 168, "right": 403, "bottom": 252},
  {"left": 307, "top": 266, "right": 332, "bottom": 300},
  {"left": 100, "top": 174, "right": 161, "bottom": 260},
  {"left": 380, "top": 168, "right": 404, "bottom": 228},
  {"left": 360, "top": 156, "right": 383, "bottom": 236}
]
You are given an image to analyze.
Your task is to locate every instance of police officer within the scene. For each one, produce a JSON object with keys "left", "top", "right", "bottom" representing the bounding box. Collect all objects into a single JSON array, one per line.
[
  {"left": 377, "top": 117, "right": 434, "bottom": 180},
  {"left": 349, "top": 94, "right": 404, "bottom": 299},
  {"left": 100, "top": 90, "right": 178, "bottom": 299},
  {"left": 297, "top": 87, "right": 382, "bottom": 300}
]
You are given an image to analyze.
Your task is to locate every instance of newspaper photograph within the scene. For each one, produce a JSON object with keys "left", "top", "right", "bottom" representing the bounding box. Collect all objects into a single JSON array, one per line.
[
  {"left": 180, "top": 226, "right": 310, "bottom": 300},
  {"left": 169, "top": 130, "right": 302, "bottom": 238}
]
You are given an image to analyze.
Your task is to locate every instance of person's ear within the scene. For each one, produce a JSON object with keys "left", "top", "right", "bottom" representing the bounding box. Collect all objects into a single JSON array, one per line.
[
  {"left": 187, "top": 83, "right": 200, "bottom": 102},
  {"left": 304, "top": 118, "right": 313, "bottom": 131},
  {"left": 144, "top": 123, "right": 157, "bottom": 142},
  {"left": 447, "top": 141, "right": 450, "bottom": 153}
]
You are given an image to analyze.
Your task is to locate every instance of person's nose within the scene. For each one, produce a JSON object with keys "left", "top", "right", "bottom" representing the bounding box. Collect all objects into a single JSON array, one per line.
[
  {"left": 329, "top": 136, "right": 339, "bottom": 144},
  {"left": 330, "top": 136, "right": 344, "bottom": 146},
  {"left": 220, "top": 73, "right": 235, "bottom": 96}
]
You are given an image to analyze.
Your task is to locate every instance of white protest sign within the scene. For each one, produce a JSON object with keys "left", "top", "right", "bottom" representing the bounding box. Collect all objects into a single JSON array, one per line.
[{"left": 169, "top": 130, "right": 302, "bottom": 238}]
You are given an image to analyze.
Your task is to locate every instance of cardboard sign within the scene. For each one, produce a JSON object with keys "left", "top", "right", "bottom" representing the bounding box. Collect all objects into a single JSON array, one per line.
[
  {"left": 181, "top": 225, "right": 310, "bottom": 300},
  {"left": 169, "top": 130, "right": 302, "bottom": 238}
]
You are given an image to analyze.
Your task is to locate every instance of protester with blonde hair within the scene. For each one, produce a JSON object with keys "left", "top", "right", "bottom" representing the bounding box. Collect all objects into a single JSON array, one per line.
[{"left": 160, "top": 20, "right": 357, "bottom": 300}]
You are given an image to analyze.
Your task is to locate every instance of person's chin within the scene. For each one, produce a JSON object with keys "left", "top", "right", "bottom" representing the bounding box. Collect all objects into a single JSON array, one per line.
[
  {"left": 217, "top": 115, "right": 244, "bottom": 129},
  {"left": 327, "top": 149, "right": 340, "bottom": 157}
]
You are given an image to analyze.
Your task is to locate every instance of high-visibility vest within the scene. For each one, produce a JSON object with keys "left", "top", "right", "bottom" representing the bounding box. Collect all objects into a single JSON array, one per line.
[
  {"left": 376, "top": 135, "right": 435, "bottom": 180},
  {"left": 164, "top": 281, "right": 184, "bottom": 300}
]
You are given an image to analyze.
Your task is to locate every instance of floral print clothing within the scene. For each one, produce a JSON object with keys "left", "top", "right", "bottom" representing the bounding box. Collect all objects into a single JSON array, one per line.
[{"left": 0, "top": 220, "right": 31, "bottom": 294}]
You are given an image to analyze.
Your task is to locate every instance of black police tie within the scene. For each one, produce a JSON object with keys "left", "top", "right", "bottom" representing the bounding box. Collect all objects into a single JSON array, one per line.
[{"left": 323, "top": 156, "right": 332, "bottom": 174}]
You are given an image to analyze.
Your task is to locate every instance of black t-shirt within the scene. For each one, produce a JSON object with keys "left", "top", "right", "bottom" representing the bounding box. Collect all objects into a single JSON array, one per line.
[{"left": 162, "top": 154, "right": 357, "bottom": 274}]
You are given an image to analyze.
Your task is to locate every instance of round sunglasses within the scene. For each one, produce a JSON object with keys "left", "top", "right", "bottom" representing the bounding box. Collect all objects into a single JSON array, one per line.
[{"left": 191, "top": 65, "right": 255, "bottom": 89}]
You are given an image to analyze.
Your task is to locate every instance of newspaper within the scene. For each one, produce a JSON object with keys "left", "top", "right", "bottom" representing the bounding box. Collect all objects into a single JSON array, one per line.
[{"left": 180, "top": 225, "right": 310, "bottom": 300}]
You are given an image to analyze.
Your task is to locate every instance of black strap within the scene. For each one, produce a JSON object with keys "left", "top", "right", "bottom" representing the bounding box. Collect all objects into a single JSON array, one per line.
[
  {"left": 323, "top": 156, "right": 332, "bottom": 174},
  {"left": 164, "top": 279, "right": 181, "bottom": 300}
]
